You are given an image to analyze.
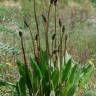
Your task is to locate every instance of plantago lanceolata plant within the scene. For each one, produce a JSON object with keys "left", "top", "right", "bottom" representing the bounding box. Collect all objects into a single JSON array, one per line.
[{"left": 0, "top": 0, "right": 93, "bottom": 96}]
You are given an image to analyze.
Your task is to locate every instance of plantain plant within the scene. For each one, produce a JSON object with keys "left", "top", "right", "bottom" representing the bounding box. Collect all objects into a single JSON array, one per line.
[
  {"left": 0, "top": 0, "right": 94, "bottom": 96},
  {"left": 14, "top": 0, "right": 94, "bottom": 96}
]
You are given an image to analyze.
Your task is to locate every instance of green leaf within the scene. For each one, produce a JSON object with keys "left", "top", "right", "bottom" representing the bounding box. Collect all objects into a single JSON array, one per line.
[
  {"left": 50, "top": 90, "right": 55, "bottom": 96},
  {"left": 42, "top": 70, "right": 50, "bottom": 96},
  {"left": 67, "top": 84, "right": 77, "bottom": 96},
  {"left": 30, "top": 57, "right": 42, "bottom": 79},
  {"left": 62, "top": 59, "right": 72, "bottom": 81},
  {"left": 67, "top": 65, "right": 78, "bottom": 87},
  {"left": 67, "top": 66, "right": 82, "bottom": 96},
  {"left": 51, "top": 70, "right": 59, "bottom": 89},
  {"left": 17, "top": 60, "right": 33, "bottom": 95},
  {"left": 40, "top": 49, "right": 48, "bottom": 75},
  {"left": 80, "top": 64, "right": 93, "bottom": 85},
  {"left": 16, "top": 60, "right": 25, "bottom": 77},
  {"left": 15, "top": 82, "right": 20, "bottom": 96},
  {"left": 18, "top": 77, "right": 26, "bottom": 96},
  {"left": 62, "top": 65, "right": 77, "bottom": 96},
  {"left": 25, "top": 67, "right": 33, "bottom": 95}
]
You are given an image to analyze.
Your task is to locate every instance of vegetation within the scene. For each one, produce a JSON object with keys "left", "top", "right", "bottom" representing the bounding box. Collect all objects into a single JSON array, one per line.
[{"left": 0, "top": 0, "right": 96, "bottom": 96}]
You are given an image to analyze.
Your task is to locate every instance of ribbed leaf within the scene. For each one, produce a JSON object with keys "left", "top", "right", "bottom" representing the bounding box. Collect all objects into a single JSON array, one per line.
[
  {"left": 51, "top": 69, "right": 59, "bottom": 89},
  {"left": 18, "top": 77, "right": 26, "bottom": 96},
  {"left": 16, "top": 60, "right": 26, "bottom": 77},
  {"left": 30, "top": 57, "right": 42, "bottom": 79},
  {"left": 67, "top": 84, "right": 77, "bottom": 96},
  {"left": 62, "top": 59, "right": 72, "bottom": 81},
  {"left": 62, "top": 65, "right": 77, "bottom": 96},
  {"left": 25, "top": 67, "right": 33, "bottom": 95},
  {"left": 42, "top": 70, "right": 50, "bottom": 96},
  {"left": 15, "top": 82, "right": 20, "bottom": 96},
  {"left": 80, "top": 64, "right": 93, "bottom": 85},
  {"left": 40, "top": 49, "right": 48, "bottom": 75},
  {"left": 17, "top": 60, "right": 33, "bottom": 95}
]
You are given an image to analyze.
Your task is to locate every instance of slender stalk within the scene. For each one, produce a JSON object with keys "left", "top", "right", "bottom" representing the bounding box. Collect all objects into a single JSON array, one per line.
[
  {"left": 25, "top": 19, "right": 40, "bottom": 64},
  {"left": 64, "top": 34, "right": 67, "bottom": 64},
  {"left": 52, "top": 38, "right": 54, "bottom": 53},
  {"left": 19, "top": 31, "right": 32, "bottom": 96},
  {"left": 33, "top": 0, "right": 41, "bottom": 64},
  {"left": 45, "top": 4, "right": 52, "bottom": 81},
  {"left": 54, "top": 5, "right": 57, "bottom": 48},
  {"left": 24, "top": 20, "right": 36, "bottom": 63},
  {"left": 28, "top": 27, "right": 36, "bottom": 60},
  {"left": 35, "top": 79, "right": 43, "bottom": 96},
  {"left": 24, "top": 19, "right": 40, "bottom": 64},
  {"left": 58, "top": 26, "right": 62, "bottom": 68},
  {"left": 58, "top": 25, "right": 65, "bottom": 69},
  {"left": 42, "top": 3, "right": 52, "bottom": 91},
  {"left": 33, "top": 0, "right": 40, "bottom": 40},
  {"left": 19, "top": 32, "right": 27, "bottom": 66},
  {"left": 45, "top": 4, "right": 51, "bottom": 57},
  {"left": 60, "top": 26, "right": 65, "bottom": 66},
  {"left": 52, "top": 33, "right": 56, "bottom": 53},
  {"left": 44, "top": 3, "right": 53, "bottom": 92},
  {"left": 59, "top": 27, "right": 62, "bottom": 67}
]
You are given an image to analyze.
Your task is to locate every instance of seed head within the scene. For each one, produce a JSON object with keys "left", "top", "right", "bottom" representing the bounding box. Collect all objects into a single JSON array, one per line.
[
  {"left": 65, "top": 34, "right": 68, "bottom": 41},
  {"left": 62, "top": 25, "right": 65, "bottom": 33},
  {"left": 42, "top": 14, "right": 47, "bottom": 23},
  {"left": 19, "top": 31, "right": 23, "bottom": 37},
  {"left": 50, "top": 0, "right": 54, "bottom": 4},
  {"left": 59, "top": 19, "right": 62, "bottom": 27},
  {"left": 52, "top": 33, "right": 56, "bottom": 40},
  {"left": 35, "top": 34, "right": 39, "bottom": 41},
  {"left": 24, "top": 20, "right": 29, "bottom": 27},
  {"left": 54, "top": 0, "right": 58, "bottom": 6},
  {"left": 52, "top": 49, "right": 59, "bottom": 54}
]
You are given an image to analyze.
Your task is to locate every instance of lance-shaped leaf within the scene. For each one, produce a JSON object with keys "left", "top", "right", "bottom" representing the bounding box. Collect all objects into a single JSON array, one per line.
[
  {"left": 62, "top": 65, "right": 78, "bottom": 96},
  {"left": 18, "top": 77, "right": 26, "bottom": 96},
  {"left": 30, "top": 57, "right": 42, "bottom": 79},
  {"left": 62, "top": 59, "right": 72, "bottom": 81}
]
